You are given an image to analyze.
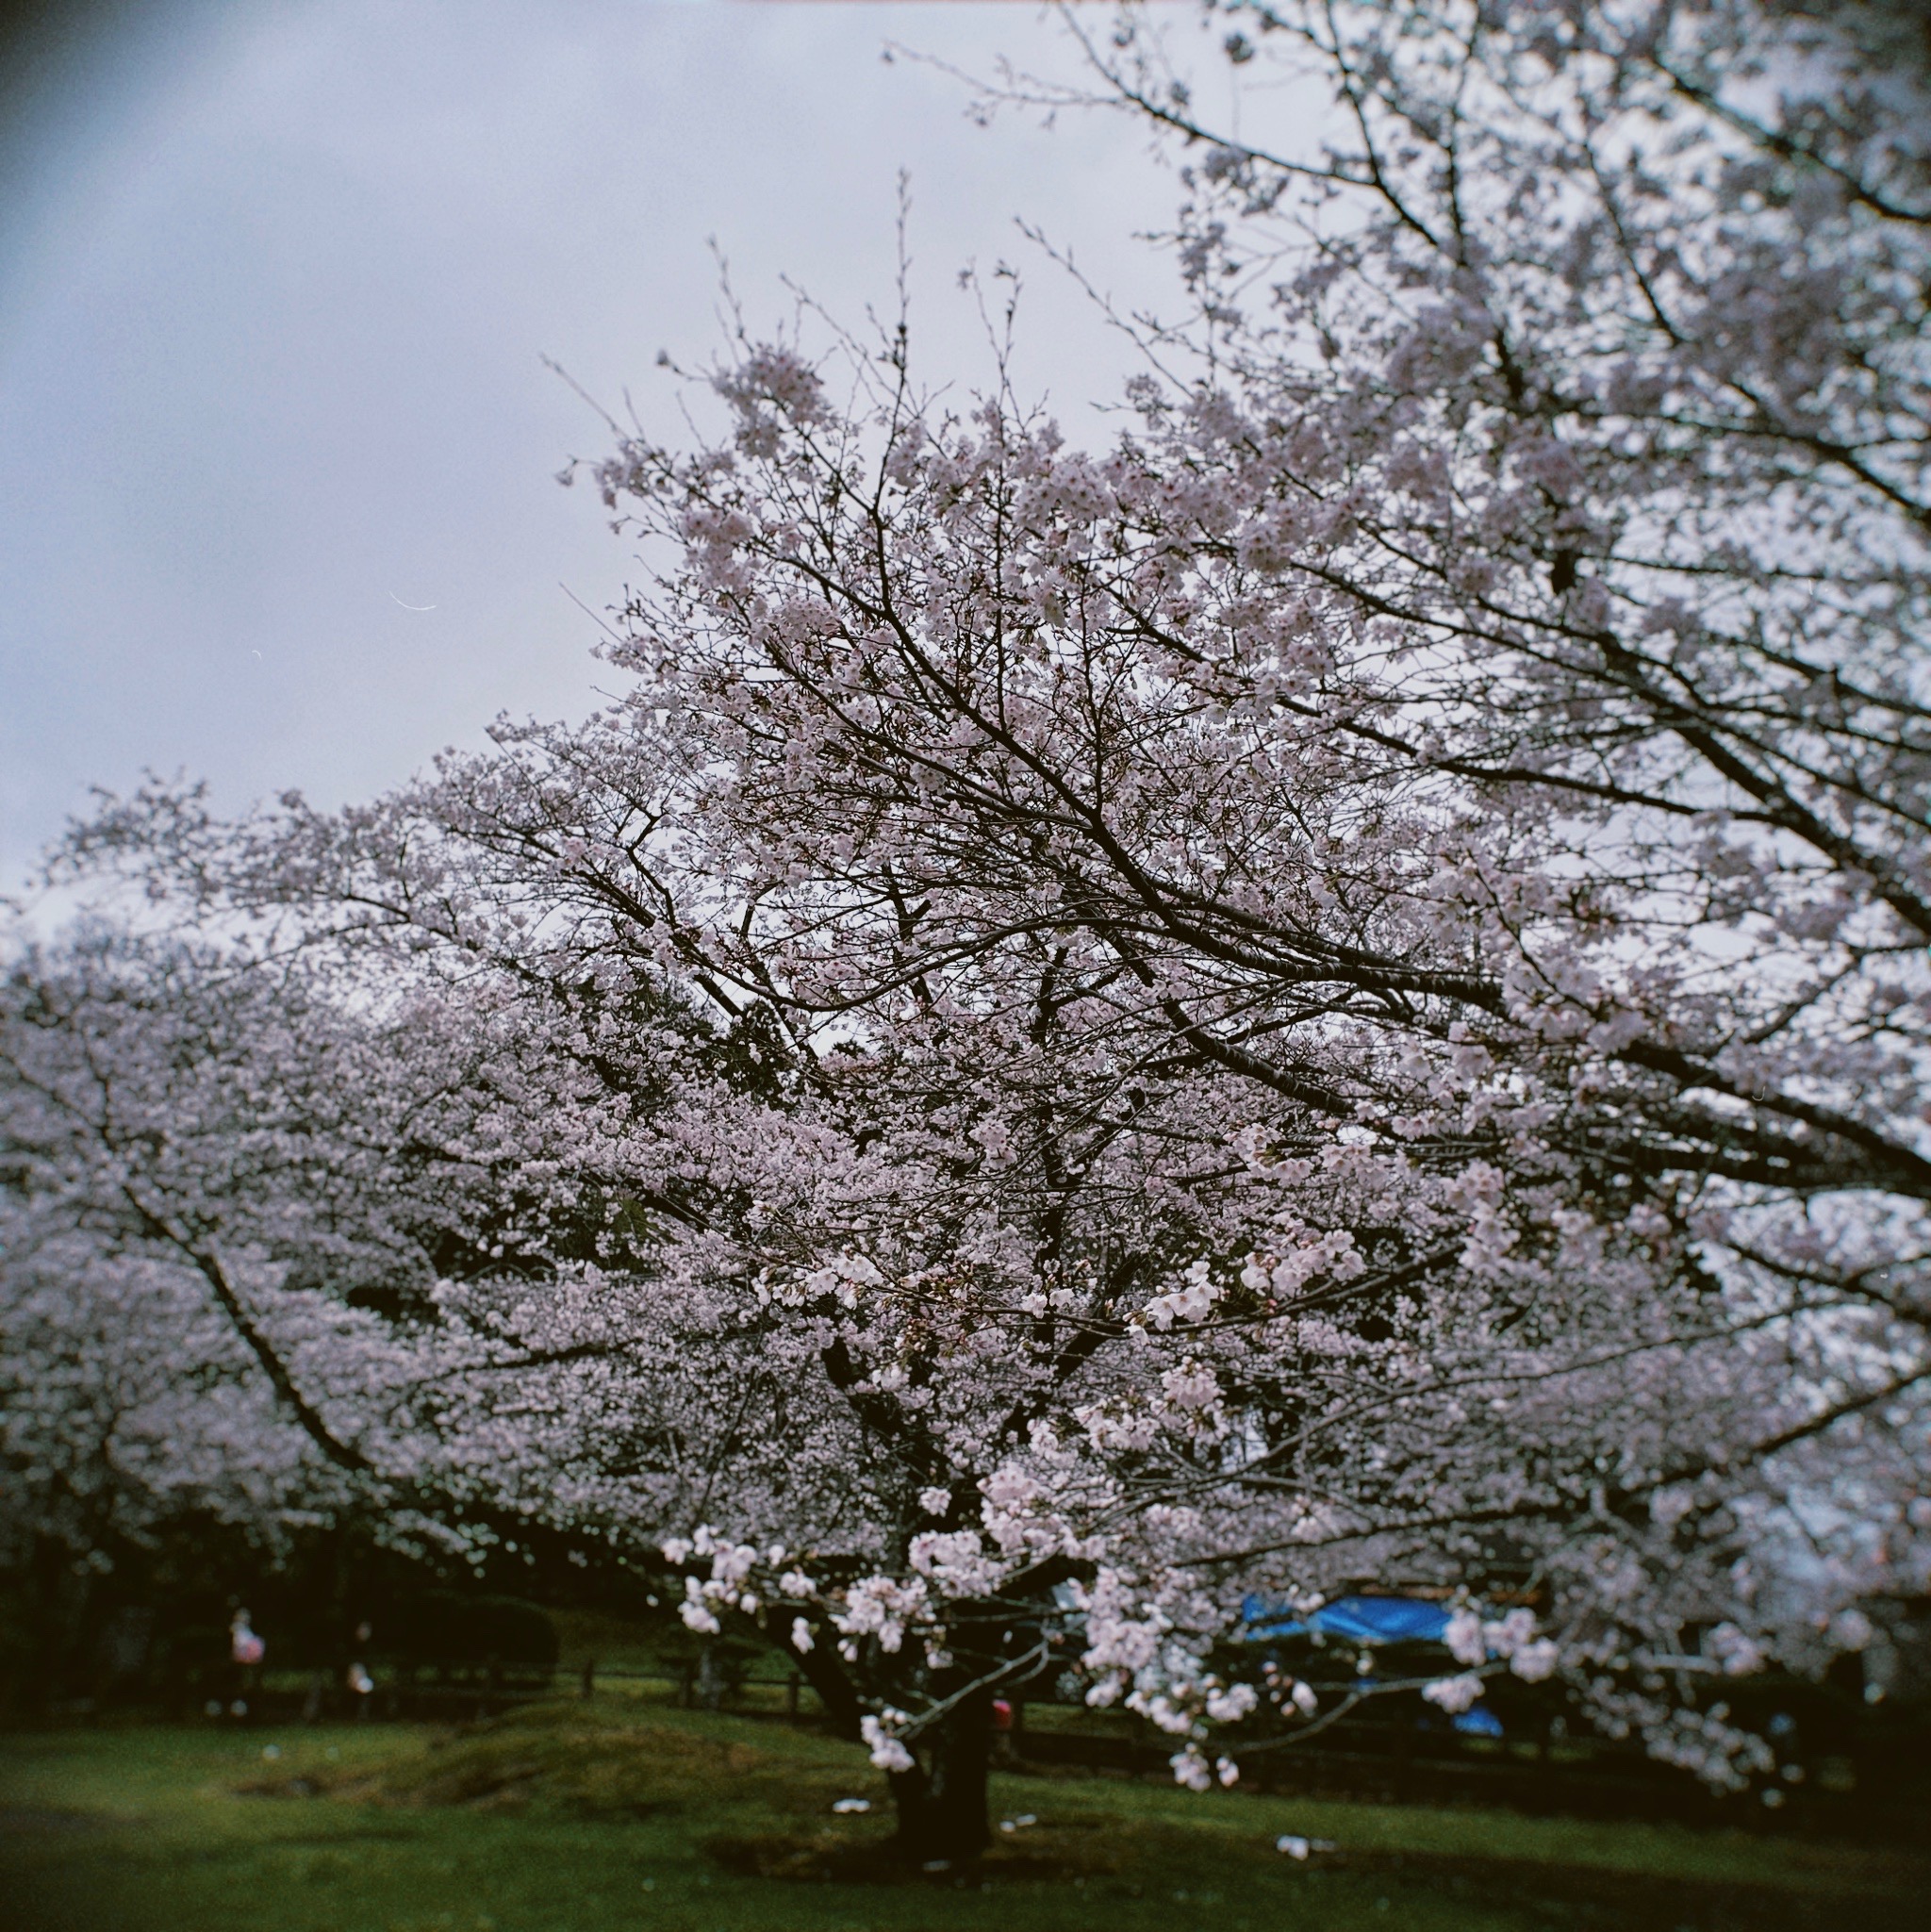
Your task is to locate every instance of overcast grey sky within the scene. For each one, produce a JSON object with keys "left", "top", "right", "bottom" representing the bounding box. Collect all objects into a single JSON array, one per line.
[{"left": 0, "top": 1, "right": 1257, "bottom": 893}]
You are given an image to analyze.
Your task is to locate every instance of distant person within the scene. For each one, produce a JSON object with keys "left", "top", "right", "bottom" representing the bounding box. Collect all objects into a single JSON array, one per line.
[
  {"left": 992, "top": 1695, "right": 1015, "bottom": 1763},
  {"left": 229, "top": 1610, "right": 264, "bottom": 1715},
  {"left": 345, "top": 1659, "right": 374, "bottom": 1720},
  {"left": 230, "top": 1609, "right": 265, "bottom": 1667}
]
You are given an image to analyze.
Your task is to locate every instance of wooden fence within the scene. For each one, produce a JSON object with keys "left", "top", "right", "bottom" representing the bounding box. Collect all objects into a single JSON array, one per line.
[{"left": 133, "top": 1654, "right": 1921, "bottom": 1841}]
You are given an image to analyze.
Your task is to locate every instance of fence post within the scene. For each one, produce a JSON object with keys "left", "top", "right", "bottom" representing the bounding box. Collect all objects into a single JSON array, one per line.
[
  {"left": 581, "top": 1657, "right": 596, "bottom": 1701},
  {"left": 786, "top": 1670, "right": 800, "bottom": 1717},
  {"left": 696, "top": 1643, "right": 724, "bottom": 1711}
]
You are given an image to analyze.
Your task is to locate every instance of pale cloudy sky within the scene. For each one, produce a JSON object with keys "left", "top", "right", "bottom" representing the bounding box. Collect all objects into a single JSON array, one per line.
[{"left": 0, "top": 2, "right": 1282, "bottom": 892}]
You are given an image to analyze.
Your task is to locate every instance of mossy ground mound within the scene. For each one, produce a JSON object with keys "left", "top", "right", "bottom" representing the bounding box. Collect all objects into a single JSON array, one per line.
[{"left": 246, "top": 1701, "right": 803, "bottom": 1817}]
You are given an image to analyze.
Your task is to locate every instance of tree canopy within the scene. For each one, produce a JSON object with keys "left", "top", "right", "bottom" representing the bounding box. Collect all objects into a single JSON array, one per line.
[{"left": 7, "top": 0, "right": 1928, "bottom": 1858}]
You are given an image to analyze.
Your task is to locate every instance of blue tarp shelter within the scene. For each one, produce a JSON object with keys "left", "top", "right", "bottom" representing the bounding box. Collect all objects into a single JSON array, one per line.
[
  {"left": 1240, "top": 1593, "right": 1453, "bottom": 1646},
  {"left": 1240, "top": 1593, "right": 1508, "bottom": 1736}
]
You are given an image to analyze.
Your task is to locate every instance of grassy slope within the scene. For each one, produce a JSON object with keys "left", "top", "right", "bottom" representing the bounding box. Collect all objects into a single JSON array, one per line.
[{"left": 1, "top": 1702, "right": 1924, "bottom": 1932}]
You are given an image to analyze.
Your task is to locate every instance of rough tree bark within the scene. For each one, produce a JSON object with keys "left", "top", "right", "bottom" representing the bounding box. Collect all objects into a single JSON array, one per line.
[{"left": 885, "top": 1689, "right": 992, "bottom": 1864}]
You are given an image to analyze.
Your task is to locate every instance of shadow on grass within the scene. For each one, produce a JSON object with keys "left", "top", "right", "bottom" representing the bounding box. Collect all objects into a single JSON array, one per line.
[{"left": 703, "top": 1818, "right": 1916, "bottom": 1930}]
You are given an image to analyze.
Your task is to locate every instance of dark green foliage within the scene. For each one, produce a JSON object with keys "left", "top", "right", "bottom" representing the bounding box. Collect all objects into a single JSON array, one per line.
[{"left": 379, "top": 1591, "right": 559, "bottom": 1672}]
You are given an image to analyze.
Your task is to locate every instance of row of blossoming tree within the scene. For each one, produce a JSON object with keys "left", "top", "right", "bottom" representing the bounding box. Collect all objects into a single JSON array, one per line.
[{"left": 4, "top": 0, "right": 1927, "bottom": 1860}]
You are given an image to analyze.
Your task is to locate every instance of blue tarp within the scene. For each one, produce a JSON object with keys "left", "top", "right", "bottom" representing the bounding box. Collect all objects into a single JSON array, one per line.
[
  {"left": 1240, "top": 1593, "right": 1453, "bottom": 1647},
  {"left": 1241, "top": 1593, "right": 1505, "bottom": 1735}
]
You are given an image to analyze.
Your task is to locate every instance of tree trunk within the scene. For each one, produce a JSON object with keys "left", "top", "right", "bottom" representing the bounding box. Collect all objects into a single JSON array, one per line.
[
  {"left": 760, "top": 1606, "right": 863, "bottom": 1739},
  {"left": 887, "top": 1690, "right": 991, "bottom": 1864}
]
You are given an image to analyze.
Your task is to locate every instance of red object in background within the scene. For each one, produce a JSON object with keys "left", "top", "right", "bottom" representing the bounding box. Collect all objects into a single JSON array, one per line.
[{"left": 991, "top": 1697, "right": 1014, "bottom": 1732}]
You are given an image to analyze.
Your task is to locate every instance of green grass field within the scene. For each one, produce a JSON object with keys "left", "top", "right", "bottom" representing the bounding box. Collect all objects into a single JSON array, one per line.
[{"left": 2, "top": 1702, "right": 1923, "bottom": 1932}]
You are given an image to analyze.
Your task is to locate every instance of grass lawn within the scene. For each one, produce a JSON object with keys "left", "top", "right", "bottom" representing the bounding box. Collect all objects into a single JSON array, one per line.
[{"left": 2, "top": 1702, "right": 1923, "bottom": 1932}]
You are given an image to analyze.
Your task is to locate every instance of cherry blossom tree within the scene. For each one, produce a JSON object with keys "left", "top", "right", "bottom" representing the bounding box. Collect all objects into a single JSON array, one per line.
[
  {"left": 25, "top": 0, "right": 1931, "bottom": 1860},
  {"left": 0, "top": 922, "right": 751, "bottom": 1573}
]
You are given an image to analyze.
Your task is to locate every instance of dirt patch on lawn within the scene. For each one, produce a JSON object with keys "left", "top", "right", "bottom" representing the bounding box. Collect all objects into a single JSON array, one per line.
[
  {"left": 0, "top": 1807, "right": 112, "bottom": 1837},
  {"left": 707, "top": 1822, "right": 1124, "bottom": 1887}
]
